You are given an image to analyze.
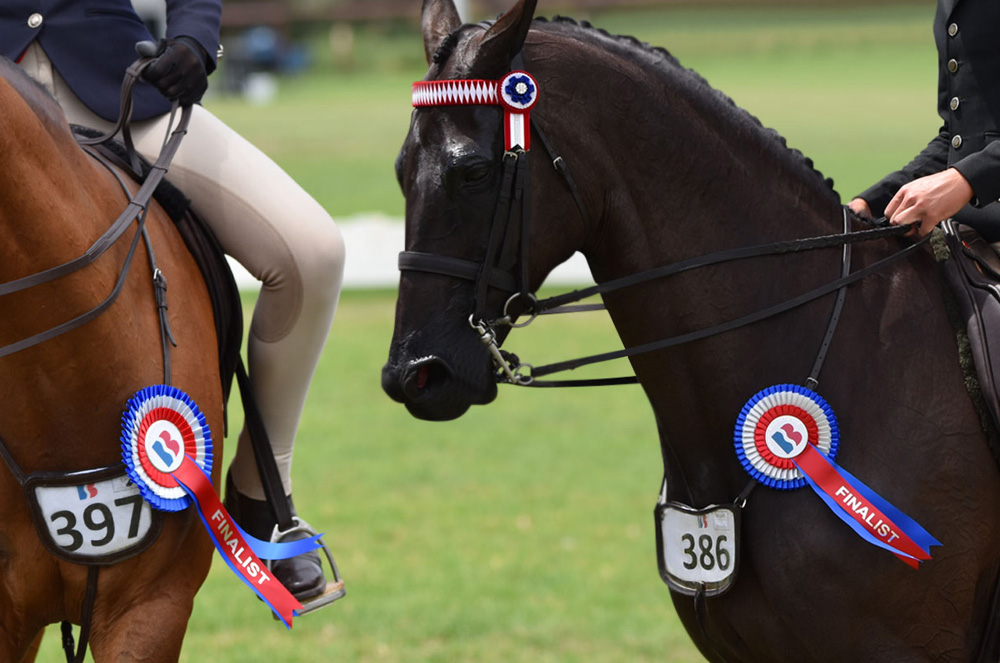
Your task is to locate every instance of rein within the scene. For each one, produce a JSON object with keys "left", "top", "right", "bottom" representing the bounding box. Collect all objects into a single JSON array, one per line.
[
  {"left": 520, "top": 218, "right": 925, "bottom": 385},
  {"left": 401, "top": 67, "right": 925, "bottom": 389},
  {"left": 0, "top": 57, "right": 190, "bottom": 361}
]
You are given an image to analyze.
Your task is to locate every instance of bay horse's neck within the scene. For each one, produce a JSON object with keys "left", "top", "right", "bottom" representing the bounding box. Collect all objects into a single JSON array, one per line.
[
  {"left": 0, "top": 66, "right": 157, "bottom": 471},
  {"left": 532, "top": 26, "right": 846, "bottom": 503},
  {"left": 0, "top": 64, "right": 118, "bottom": 280}
]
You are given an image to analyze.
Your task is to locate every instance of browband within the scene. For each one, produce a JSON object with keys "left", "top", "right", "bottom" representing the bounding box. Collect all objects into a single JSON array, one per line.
[{"left": 412, "top": 71, "right": 539, "bottom": 150}]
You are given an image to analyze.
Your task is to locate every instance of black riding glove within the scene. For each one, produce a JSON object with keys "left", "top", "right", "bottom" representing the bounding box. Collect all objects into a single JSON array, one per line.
[{"left": 140, "top": 37, "right": 209, "bottom": 106}]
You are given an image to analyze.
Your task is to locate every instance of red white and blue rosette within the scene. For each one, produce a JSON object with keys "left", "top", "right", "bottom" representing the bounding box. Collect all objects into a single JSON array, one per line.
[
  {"left": 121, "top": 385, "right": 213, "bottom": 512},
  {"left": 734, "top": 384, "right": 940, "bottom": 568},
  {"left": 734, "top": 384, "right": 839, "bottom": 490},
  {"left": 498, "top": 70, "right": 538, "bottom": 151},
  {"left": 119, "top": 385, "right": 322, "bottom": 627}
]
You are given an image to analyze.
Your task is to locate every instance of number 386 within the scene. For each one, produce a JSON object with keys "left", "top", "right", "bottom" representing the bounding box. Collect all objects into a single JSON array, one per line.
[{"left": 681, "top": 533, "right": 731, "bottom": 571}]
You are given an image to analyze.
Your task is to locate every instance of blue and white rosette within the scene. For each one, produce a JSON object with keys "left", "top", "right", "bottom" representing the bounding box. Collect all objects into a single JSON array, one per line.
[
  {"left": 498, "top": 70, "right": 538, "bottom": 151},
  {"left": 734, "top": 384, "right": 839, "bottom": 490},
  {"left": 120, "top": 385, "right": 213, "bottom": 512}
]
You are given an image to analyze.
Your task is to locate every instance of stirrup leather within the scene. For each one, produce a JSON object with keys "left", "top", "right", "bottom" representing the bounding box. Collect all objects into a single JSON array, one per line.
[{"left": 266, "top": 516, "right": 346, "bottom": 615}]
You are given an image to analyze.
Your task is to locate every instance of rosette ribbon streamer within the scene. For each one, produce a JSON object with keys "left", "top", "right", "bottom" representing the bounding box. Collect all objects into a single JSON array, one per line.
[
  {"left": 735, "top": 384, "right": 940, "bottom": 567},
  {"left": 121, "top": 385, "right": 323, "bottom": 627}
]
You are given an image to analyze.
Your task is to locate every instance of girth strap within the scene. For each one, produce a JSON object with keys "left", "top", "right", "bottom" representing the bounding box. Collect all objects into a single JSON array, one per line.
[{"left": 60, "top": 567, "right": 98, "bottom": 663}]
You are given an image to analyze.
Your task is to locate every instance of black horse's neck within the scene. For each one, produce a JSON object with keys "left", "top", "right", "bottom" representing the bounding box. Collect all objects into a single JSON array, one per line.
[
  {"left": 526, "top": 19, "right": 847, "bottom": 504},
  {"left": 529, "top": 19, "right": 842, "bottom": 263}
]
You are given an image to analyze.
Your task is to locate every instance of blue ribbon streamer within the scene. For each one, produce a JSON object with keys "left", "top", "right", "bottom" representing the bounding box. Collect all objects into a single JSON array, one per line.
[
  {"left": 176, "top": 461, "right": 324, "bottom": 558},
  {"left": 795, "top": 450, "right": 940, "bottom": 562},
  {"left": 173, "top": 461, "right": 324, "bottom": 626}
]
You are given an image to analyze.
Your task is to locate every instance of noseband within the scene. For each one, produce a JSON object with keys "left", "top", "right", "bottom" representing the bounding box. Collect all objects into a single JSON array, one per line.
[{"left": 401, "top": 63, "right": 926, "bottom": 388}]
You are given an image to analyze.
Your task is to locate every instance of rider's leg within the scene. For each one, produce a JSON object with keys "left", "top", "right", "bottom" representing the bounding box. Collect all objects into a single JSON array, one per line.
[{"left": 132, "top": 108, "right": 345, "bottom": 600}]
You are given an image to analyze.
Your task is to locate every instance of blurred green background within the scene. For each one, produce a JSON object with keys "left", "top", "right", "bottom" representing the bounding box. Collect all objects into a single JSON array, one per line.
[{"left": 36, "top": 3, "right": 938, "bottom": 661}]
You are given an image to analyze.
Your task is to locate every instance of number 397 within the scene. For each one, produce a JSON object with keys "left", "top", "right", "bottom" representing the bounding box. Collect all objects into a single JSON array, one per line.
[
  {"left": 49, "top": 495, "right": 144, "bottom": 552},
  {"left": 680, "top": 533, "right": 731, "bottom": 571}
]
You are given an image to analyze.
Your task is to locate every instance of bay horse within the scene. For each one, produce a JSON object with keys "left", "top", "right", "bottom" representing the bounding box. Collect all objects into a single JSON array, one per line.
[
  {"left": 0, "top": 58, "right": 221, "bottom": 660},
  {"left": 383, "top": 1, "right": 1000, "bottom": 660}
]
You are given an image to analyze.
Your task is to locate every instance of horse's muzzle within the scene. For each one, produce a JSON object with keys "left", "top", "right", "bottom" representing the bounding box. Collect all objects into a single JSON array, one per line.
[{"left": 382, "top": 354, "right": 485, "bottom": 421}]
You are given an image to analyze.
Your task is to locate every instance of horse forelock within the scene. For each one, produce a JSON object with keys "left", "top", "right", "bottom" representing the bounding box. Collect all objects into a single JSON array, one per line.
[
  {"left": 426, "top": 22, "right": 496, "bottom": 80},
  {"left": 432, "top": 31, "right": 462, "bottom": 66}
]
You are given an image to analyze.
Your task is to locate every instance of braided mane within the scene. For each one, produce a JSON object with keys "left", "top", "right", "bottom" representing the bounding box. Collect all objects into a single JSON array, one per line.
[
  {"left": 534, "top": 15, "right": 840, "bottom": 199},
  {"left": 430, "top": 14, "right": 838, "bottom": 200}
]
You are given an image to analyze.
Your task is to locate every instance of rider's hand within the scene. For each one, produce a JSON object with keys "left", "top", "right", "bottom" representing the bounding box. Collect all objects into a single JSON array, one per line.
[
  {"left": 848, "top": 198, "right": 872, "bottom": 219},
  {"left": 885, "top": 168, "right": 974, "bottom": 237},
  {"left": 142, "top": 38, "right": 209, "bottom": 106}
]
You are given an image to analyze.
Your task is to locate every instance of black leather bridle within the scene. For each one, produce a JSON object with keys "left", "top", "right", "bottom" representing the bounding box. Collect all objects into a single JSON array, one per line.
[{"left": 400, "top": 62, "right": 928, "bottom": 389}]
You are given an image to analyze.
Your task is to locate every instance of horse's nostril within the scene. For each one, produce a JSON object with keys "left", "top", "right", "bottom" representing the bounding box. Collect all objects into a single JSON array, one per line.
[{"left": 404, "top": 356, "right": 452, "bottom": 399}]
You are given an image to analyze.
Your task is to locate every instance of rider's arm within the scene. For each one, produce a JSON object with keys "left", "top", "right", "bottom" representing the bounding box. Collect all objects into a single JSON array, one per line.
[
  {"left": 163, "top": 0, "right": 222, "bottom": 73},
  {"left": 953, "top": 139, "right": 1000, "bottom": 208}
]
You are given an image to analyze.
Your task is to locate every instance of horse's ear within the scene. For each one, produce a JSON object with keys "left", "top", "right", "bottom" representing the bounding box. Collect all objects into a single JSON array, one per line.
[
  {"left": 422, "top": 0, "right": 463, "bottom": 65},
  {"left": 473, "top": 0, "right": 537, "bottom": 75}
]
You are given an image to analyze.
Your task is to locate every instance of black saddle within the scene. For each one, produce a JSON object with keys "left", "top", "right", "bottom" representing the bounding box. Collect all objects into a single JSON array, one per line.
[{"left": 938, "top": 219, "right": 1000, "bottom": 437}]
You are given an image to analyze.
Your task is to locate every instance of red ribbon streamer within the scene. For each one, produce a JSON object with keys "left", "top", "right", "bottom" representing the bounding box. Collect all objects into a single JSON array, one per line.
[
  {"left": 795, "top": 444, "right": 932, "bottom": 568},
  {"left": 173, "top": 457, "right": 303, "bottom": 626}
]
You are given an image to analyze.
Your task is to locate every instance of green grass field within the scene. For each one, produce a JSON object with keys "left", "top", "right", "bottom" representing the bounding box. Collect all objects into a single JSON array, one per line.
[{"left": 35, "top": 4, "right": 939, "bottom": 661}]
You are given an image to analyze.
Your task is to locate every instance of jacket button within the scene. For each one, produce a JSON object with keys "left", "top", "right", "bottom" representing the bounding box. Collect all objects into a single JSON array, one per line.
[
  {"left": 948, "top": 23, "right": 959, "bottom": 37},
  {"left": 948, "top": 58, "right": 960, "bottom": 73},
  {"left": 950, "top": 96, "right": 960, "bottom": 111},
  {"left": 27, "top": 13, "right": 42, "bottom": 28},
  {"left": 952, "top": 134, "right": 963, "bottom": 149}
]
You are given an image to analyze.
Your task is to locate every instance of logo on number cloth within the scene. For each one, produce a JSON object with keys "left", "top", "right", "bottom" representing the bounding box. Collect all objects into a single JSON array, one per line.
[
  {"left": 76, "top": 484, "right": 98, "bottom": 500},
  {"left": 120, "top": 385, "right": 213, "bottom": 512},
  {"left": 734, "top": 384, "right": 839, "bottom": 490}
]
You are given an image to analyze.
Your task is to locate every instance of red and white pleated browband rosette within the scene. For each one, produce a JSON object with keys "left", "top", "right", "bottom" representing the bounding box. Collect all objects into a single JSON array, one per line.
[{"left": 412, "top": 71, "right": 539, "bottom": 151}]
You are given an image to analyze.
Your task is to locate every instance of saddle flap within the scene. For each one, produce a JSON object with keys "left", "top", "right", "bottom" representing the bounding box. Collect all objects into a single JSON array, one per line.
[{"left": 939, "top": 220, "right": 1000, "bottom": 433}]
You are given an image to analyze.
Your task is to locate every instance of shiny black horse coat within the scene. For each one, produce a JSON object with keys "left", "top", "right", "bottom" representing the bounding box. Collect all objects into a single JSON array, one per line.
[{"left": 384, "top": 1, "right": 1000, "bottom": 660}]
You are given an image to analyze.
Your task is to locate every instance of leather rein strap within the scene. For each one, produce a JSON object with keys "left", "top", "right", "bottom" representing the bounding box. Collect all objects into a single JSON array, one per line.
[
  {"left": 524, "top": 216, "right": 925, "bottom": 385},
  {"left": 0, "top": 58, "right": 190, "bottom": 361}
]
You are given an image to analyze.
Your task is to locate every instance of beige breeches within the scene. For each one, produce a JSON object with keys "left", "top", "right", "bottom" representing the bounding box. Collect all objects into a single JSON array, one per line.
[{"left": 20, "top": 43, "right": 345, "bottom": 499}]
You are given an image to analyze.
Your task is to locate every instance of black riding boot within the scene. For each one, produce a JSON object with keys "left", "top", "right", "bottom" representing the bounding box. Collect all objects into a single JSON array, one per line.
[{"left": 224, "top": 472, "right": 326, "bottom": 601}]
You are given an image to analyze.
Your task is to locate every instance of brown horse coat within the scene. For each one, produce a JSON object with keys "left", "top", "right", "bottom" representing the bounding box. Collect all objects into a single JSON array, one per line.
[{"left": 0, "top": 58, "right": 222, "bottom": 661}]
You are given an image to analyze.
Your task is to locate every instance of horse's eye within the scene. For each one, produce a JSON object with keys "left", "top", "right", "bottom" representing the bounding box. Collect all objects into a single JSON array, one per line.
[{"left": 464, "top": 163, "right": 491, "bottom": 184}]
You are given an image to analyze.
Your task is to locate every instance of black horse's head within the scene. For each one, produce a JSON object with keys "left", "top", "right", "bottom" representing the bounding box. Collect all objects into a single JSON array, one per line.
[{"left": 383, "top": 0, "right": 588, "bottom": 420}]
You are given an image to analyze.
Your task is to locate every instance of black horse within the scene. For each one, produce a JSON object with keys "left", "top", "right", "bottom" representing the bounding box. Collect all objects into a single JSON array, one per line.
[{"left": 383, "top": 1, "right": 1000, "bottom": 660}]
